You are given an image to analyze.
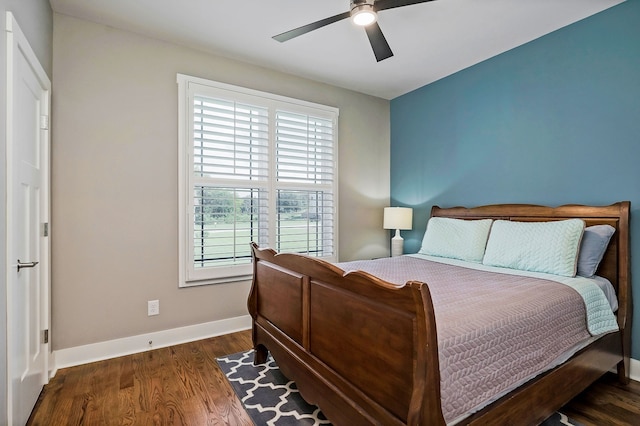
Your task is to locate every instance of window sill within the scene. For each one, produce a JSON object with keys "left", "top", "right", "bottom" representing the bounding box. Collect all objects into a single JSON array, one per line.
[{"left": 180, "top": 274, "right": 253, "bottom": 288}]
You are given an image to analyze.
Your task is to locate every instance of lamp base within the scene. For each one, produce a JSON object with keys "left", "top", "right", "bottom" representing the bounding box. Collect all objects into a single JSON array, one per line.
[{"left": 391, "top": 230, "right": 404, "bottom": 257}]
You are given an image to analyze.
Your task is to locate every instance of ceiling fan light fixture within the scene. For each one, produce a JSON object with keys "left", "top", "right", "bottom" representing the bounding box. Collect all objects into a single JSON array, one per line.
[{"left": 351, "top": 4, "right": 377, "bottom": 26}]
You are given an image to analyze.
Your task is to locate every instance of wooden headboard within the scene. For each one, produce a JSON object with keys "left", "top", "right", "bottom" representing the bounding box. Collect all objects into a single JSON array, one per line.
[{"left": 430, "top": 202, "right": 629, "bottom": 291}]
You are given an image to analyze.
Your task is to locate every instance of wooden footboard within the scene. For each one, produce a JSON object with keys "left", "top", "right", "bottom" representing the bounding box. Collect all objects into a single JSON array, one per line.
[{"left": 248, "top": 243, "right": 445, "bottom": 425}]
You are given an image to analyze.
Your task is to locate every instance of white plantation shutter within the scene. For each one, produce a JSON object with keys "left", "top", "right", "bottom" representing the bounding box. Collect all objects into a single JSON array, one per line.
[
  {"left": 275, "top": 111, "right": 334, "bottom": 184},
  {"left": 193, "top": 186, "right": 268, "bottom": 268},
  {"left": 193, "top": 96, "right": 269, "bottom": 181},
  {"left": 178, "top": 75, "right": 338, "bottom": 286},
  {"left": 275, "top": 111, "right": 335, "bottom": 255},
  {"left": 275, "top": 189, "right": 334, "bottom": 256}
]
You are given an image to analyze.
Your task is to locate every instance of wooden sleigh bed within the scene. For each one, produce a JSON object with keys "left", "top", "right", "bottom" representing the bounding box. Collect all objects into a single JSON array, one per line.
[{"left": 248, "top": 202, "right": 632, "bottom": 425}]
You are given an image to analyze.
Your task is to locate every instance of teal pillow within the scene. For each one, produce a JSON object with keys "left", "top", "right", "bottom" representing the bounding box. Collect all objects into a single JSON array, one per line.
[
  {"left": 419, "top": 217, "right": 493, "bottom": 263},
  {"left": 482, "top": 219, "right": 585, "bottom": 277}
]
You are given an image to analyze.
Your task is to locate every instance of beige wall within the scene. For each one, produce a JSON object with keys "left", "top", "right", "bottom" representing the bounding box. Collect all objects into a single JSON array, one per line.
[{"left": 51, "top": 13, "right": 390, "bottom": 351}]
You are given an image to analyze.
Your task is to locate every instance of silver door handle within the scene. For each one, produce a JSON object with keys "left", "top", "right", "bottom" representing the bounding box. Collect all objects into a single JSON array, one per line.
[{"left": 17, "top": 260, "right": 39, "bottom": 271}]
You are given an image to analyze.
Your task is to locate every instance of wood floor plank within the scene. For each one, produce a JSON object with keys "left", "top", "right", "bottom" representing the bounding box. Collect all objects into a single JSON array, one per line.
[
  {"left": 27, "top": 330, "right": 640, "bottom": 425},
  {"left": 169, "top": 343, "right": 214, "bottom": 424},
  {"left": 560, "top": 372, "right": 640, "bottom": 426}
]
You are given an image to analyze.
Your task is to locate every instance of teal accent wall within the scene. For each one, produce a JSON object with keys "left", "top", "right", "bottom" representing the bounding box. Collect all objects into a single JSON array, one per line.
[{"left": 390, "top": 0, "right": 640, "bottom": 359}]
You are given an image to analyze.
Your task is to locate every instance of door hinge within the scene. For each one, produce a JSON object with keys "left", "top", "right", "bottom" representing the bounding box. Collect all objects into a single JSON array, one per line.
[
  {"left": 40, "top": 115, "right": 49, "bottom": 130},
  {"left": 43, "top": 329, "right": 49, "bottom": 344},
  {"left": 43, "top": 222, "right": 49, "bottom": 237}
]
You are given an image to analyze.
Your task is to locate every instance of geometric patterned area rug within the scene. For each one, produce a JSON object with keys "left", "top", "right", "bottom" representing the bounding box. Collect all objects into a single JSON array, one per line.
[
  {"left": 217, "top": 350, "right": 583, "bottom": 426},
  {"left": 217, "top": 350, "right": 330, "bottom": 425}
]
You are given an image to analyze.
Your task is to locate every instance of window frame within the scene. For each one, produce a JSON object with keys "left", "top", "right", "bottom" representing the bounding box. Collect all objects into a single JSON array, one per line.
[{"left": 177, "top": 74, "right": 339, "bottom": 287}]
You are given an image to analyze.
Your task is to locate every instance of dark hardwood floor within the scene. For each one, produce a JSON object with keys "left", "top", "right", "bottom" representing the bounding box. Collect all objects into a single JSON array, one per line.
[
  {"left": 28, "top": 330, "right": 254, "bottom": 426},
  {"left": 561, "top": 372, "right": 640, "bottom": 426},
  {"left": 28, "top": 329, "right": 640, "bottom": 425}
]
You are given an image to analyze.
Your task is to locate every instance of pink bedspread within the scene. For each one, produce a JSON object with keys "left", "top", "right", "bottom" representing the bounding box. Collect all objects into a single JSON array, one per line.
[{"left": 337, "top": 256, "right": 591, "bottom": 424}]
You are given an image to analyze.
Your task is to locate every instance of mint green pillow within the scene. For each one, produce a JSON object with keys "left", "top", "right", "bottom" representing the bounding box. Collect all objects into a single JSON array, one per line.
[
  {"left": 419, "top": 217, "right": 493, "bottom": 263},
  {"left": 482, "top": 219, "right": 585, "bottom": 277}
]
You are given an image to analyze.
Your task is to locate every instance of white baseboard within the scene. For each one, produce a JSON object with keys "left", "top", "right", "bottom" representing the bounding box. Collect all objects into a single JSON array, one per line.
[
  {"left": 53, "top": 315, "right": 252, "bottom": 372},
  {"left": 630, "top": 357, "right": 640, "bottom": 382}
]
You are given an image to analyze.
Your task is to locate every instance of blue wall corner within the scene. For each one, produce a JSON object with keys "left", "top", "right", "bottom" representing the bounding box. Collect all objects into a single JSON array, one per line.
[{"left": 390, "top": 0, "right": 640, "bottom": 358}]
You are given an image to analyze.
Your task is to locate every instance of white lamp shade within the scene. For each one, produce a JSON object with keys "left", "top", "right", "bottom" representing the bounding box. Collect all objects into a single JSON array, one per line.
[{"left": 383, "top": 207, "right": 413, "bottom": 230}]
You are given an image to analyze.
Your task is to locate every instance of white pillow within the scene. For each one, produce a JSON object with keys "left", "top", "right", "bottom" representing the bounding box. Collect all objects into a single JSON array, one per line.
[
  {"left": 482, "top": 219, "right": 585, "bottom": 277},
  {"left": 419, "top": 217, "right": 493, "bottom": 263}
]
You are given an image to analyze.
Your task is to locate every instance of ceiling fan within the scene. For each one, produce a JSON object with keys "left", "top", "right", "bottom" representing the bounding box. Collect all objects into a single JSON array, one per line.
[{"left": 273, "top": 0, "right": 436, "bottom": 62}]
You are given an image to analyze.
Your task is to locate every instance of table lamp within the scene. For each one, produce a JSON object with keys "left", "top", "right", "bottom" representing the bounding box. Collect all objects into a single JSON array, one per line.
[{"left": 383, "top": 207, "right": 413, "bottom": 257}]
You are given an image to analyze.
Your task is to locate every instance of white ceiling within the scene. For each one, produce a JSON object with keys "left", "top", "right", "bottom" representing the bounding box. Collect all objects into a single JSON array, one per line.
[{"left": 49, "top": 0, "right": 624, "bottom": 100}]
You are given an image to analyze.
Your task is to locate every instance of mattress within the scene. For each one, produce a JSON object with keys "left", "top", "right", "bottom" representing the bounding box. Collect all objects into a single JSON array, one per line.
[{"left": 336, "top": 255, "right": 618, "bottom": 424}]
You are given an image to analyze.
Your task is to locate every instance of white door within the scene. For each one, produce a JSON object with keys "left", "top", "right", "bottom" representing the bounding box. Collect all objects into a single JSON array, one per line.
[{"left": 5, "top": 12, "right": 51, "bottom": 425}]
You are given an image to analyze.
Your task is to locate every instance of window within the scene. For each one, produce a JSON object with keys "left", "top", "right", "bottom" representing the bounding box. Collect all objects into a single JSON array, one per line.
[{"left": 177, "top": 74, "right": 338, "bottom": 286}]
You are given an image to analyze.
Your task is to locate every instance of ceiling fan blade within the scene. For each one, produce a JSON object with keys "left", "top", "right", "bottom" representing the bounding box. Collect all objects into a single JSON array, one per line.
[
  {"left": 273, "top": 11, "right": 351, "bottom": 42},
  {"left": 364, "top": 22, "right": 393, "bottom": 62},
  {"left": 375, "top": 0, "right": 436, "bottom": 12}
]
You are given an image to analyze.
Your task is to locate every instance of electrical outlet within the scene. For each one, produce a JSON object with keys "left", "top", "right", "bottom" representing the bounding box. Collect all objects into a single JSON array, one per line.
[{"left": 148, "top": 300, "right": 159, "bottom": 316}]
